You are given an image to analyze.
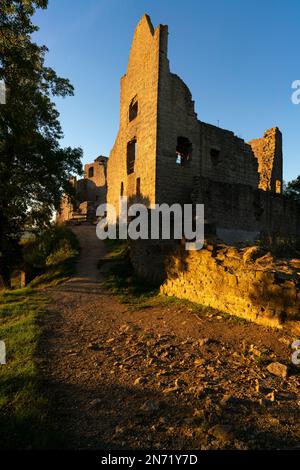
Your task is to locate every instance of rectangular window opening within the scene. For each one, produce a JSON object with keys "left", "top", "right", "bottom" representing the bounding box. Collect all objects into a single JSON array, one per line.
[
  {"left": 210, "top": 148, "right": 220, "bottom": 163},
  {"left": 127, "top": 139, "right": 136, "bottom": 175},
  {"left": 176, "top": 136, "right": 192, "bottom": 166},
  {"left": 129, "top": 96, "right": 138, "bottom": 122},
  {"left": 136, "top": 177, "right": 141, "bottom": 195}
]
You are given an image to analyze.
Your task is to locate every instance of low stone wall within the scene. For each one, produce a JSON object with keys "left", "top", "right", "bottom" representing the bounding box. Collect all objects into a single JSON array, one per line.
[
  {"left": 160, "top": 244, "right": 300, "bottom": 328},
  {"left": 192, "top": 176, "right": 300, "bottom": 242}
]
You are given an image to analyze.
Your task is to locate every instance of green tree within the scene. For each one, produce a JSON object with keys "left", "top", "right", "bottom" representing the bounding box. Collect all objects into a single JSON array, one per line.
[
  {"left": 0, "top": 0, "right": 82, "bottom": 283},
  {"left": 284, "top": 176, "right": 300, "bottom": 203}
]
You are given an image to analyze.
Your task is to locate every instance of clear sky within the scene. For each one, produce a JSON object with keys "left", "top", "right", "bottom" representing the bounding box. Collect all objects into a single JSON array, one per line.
[{"left": 34, "top": 0, "right": 300, "bottom": 182}]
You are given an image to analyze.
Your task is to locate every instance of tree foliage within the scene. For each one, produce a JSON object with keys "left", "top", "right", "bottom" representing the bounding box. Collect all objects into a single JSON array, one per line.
[
  {"left": 0, "top": 0, "right": 82, "bottom": 281},
  {"left": 284, "top": 176, "right": 300, "bottom": 203}
]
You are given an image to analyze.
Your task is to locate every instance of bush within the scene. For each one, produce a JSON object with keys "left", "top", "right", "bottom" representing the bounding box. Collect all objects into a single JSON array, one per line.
[
  {"left": 46, "top": 240, "right": 78, "bottom": 267},
  {"left": 21, "top": 225, "right": 80, "bottom": 288},
  {"left": 24, "top": 225, "right": 79, "bottom": 269}
]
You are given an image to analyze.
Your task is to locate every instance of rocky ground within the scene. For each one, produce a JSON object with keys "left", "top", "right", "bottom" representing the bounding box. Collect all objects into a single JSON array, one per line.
[{"left": 38, "top": 226, "right": 300, "bottom": 450}]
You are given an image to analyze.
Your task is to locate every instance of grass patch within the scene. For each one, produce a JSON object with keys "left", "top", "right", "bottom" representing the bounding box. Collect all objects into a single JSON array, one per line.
[
  {"left": 103, "top": 239, "right": 128, "bottom": 258},
  {"left": 0, "top": 288, "right": 62, "bottom": 449},
  {"left": 151, "top": 294, "right": 248, "bottom": 324},
  {"left": 102, "top": 241, "right": 159, "bottom": 310},
  {"left": 28, "top": 256, "right": 78, "bottom": 289},
  {"left": 104, "top": 261, "right": 159, "bottom": 310},
  {"left": 102, "top": 241, "right": 245, "bottom": 321},
  {"left": 0, "top": 225, "right": 80, "bottom": 448},
  {"left": 102, "top": 241, "right": 249, "bottom": 326},
  {"left": 25, "top": 225, "right": 80, "bottom": 288}
]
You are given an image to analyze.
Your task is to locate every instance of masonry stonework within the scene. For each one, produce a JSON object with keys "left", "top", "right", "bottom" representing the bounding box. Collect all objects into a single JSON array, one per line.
[
  {"left": 109, "top": 15, "right": 300, "bottom": 327},
  {"left": 192, "top": 176, "right": 300, "bottom": 243},
  {"left": 249, "top": 127, "right": 283, "bottom": 194},
  {"left": 160, "top": 245, "right": 300, "bottom": 328},
  {"left": 57, "top": 156, "right": 107, "bottom": 223},
  {"left": 106, "top": 14, "right": 297, "bottom": 243},
  {"left": 106, "top": 15, "right": 161, "bottom": 216}
]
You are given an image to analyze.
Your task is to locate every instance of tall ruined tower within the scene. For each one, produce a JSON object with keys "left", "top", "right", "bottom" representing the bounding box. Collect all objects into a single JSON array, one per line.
[
  {"left": 107, "top": 15, "right": 161, "bottom": 214},
  {"left": 106, "top": 14, "right": 201, "bottom": 214},
  {"left": 249, "top": 127, "right": 283, "bottom": 194}
]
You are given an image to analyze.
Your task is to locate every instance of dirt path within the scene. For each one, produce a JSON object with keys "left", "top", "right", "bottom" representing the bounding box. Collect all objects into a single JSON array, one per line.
[
  {"left": 61, "top": 225, "right": 106, "bottom": 292},
  {"left": 40, "top": 226, "right": 300, "bottom": 450}
]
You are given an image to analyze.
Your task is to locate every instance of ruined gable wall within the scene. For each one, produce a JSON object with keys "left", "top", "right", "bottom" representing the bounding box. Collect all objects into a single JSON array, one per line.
[
  {"left": 155, "top": 27, "right": 201, "bottom": 205},
  {"left": 249, "top": 127, "right": 283, "bottom": 193},
  {"left": 107, "top": 15, "right": 161, "bottom": 215},
  {"left": 107, "top": 14, "right": 283, "bottom": 222},
  {"left": 200, "top": 123, "right": 259, "bottom": 188}
]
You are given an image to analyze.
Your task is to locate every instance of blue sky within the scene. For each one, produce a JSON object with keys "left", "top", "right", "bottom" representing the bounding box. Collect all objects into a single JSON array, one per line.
[{"left": 34, "top": 0, "right": 300, "bottom": 181}]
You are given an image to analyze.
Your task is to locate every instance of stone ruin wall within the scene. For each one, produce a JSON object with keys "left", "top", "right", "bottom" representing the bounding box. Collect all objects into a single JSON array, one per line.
[
  {"left": 107, "top": 15, "right": 284, "bottom": 223},
  {"left": 155, "top": 42, "right": 202, "bottom": 206},
  {"left": 129, "top": 238, "right": 178, "bottom": 285},
  {"left": 200, "top": 123, "right": 259, "bottom": 189},
  {"left": 249, "top": 127, "right": 283, "bottom": 194},
  {"left": 106, "top": 15, "right": 161, "bottom": 217},
  {"left": 160, "top": 245, "right": 300, "bottom": 328},
  {"left": 155, "top": 26, "right": 261, "bottom": 206},
  {"left": 192, "top": 176, "right": 300, "bottom": 243},
  {"left": 105, "top": 15, "right": 299, "bottom": 328},
  {"left": 57, "top": 158, "right": 107, "bottom": 223},
  {"left": 57, "top": 194, "right": 74, "bottom": 223}
]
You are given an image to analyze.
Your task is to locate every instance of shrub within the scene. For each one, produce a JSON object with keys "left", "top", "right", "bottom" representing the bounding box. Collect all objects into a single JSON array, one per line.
[
  {"left": 23, "top": 225, "right": 79, "bottom": 269},
  {"left": 46, "top": 240, "right": 78, "bottom": 267}
]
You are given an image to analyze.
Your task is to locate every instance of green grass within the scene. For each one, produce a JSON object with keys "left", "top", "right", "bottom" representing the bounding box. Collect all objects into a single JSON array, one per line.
[
  {"left": 102, "top": 241, "right": 249, "bottom": 324},
  {"left": 104, "top": 260, "right": 159, "bottom": 310},
  {"left": 26, "top": 225, "right": 80, "bottom": 289},
  {"left": 97, "top": 239, "right": 128, "bottom": 269},
  {"left": 149, "top": 294, "right": 248, "bottom": 324},
  {"left": 0, "top": 225, "right": 80, "bottom": 448},
  {"left": 0, "top": 288, "right": 62, "bottom": 449},
  {"left": 28, "top": 254, "right": 78, "bottom": 289},
  {"left": 103, "top": 238, "right": 128, "bottom": 258},
  {"left": 102, "top": 240, "right": 159, "bottom": 310}
]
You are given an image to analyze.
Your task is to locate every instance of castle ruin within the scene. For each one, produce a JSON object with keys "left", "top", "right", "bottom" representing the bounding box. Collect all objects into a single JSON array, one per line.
[
  {"left": 106, "top": 14, "right": 299, "bottom": 243},
  {"left": 56, "top": 15, "right": 300, "bottom": 326},
  {"left": 58, "top": 156, "right": 107, "bottom": 223}
]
